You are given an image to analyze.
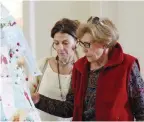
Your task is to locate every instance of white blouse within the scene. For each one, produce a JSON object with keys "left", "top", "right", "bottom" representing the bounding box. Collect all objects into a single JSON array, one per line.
[{"left": 37, "top": 60, "right": 72, "bottom": 121}]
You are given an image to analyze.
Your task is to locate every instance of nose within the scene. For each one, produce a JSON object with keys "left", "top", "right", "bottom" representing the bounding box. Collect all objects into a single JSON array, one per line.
[{"left": 57, "top": 43, "right": 64, "bottom": 50}]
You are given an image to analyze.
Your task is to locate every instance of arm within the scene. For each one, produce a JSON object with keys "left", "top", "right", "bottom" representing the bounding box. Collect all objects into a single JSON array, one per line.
[
  {"left": 35, "top": 63, "right": 79, "bottom": 118},
  {"left": 35, "top": 83, "right": 74, "bottom": 118},
  {"left": 128, "top": 61, "right": 144, "bottom": 120}
]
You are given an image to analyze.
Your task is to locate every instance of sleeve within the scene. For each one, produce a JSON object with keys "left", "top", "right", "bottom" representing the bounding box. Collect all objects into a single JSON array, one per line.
[
  {"left": 82, "top": 108, "right": 95, "bottom": 121},
  {"left": 35, "top": 82, "right": 74, "bottom": 118},
  {"left": 128, "top": 61, "right": 144, "bottom": 120}
]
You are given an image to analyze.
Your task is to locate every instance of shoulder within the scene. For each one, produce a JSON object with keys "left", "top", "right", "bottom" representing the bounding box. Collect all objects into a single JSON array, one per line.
[
  {"left": 37, "top": 57, "right": 53, "bottom": 70},
  {"left": 73, "top": 56, "right": 88, "bottom": 73},
  {"left": 124, "top": 54, "right": 140, "bottom": 71},
  {"left": 123, "top": 53, "right": 139, "bottom": 68},
  {"left": 123, "top": 53, "right": 136, "bottom": 61},
  {"left": 74, "top": 56, "right": 87, "bottom": 68}
]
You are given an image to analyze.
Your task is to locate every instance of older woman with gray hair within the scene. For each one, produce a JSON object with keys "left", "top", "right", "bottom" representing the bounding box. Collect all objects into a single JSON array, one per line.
[{"left": 32, "top": 16, "right": 144, "bottom": 121}]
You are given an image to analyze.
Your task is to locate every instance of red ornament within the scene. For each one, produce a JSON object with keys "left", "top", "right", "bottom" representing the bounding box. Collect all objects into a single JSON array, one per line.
[
  {"left": 0, "top": 55, "right": 8, "bottom": 64},
  {"left": 17, "top": 42, "right": 20, "bottom": 46},
  {"left": 10, "top": 53, "right": 13, "bottom": 58},
  {"left": 24, "top": 91, "right": 29, "bottom": 100},
  {"left": 33, "top": 84, "right": 37, "bottom": 89},
  {"left": 25, "top": 77, "right": 28, "bottom": 81}
]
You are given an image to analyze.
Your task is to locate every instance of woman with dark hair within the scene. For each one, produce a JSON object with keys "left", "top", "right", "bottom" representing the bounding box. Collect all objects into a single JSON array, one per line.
[{"left": 30, "top": 18, "right": 79, "bottom": 121}]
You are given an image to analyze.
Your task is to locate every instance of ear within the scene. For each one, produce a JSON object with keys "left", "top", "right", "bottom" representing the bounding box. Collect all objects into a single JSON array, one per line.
[
  {"left": 72, "top": 45, "right": 76, "bottom": 50},
  {"left": 103, "top": 47, "right": 109, "bottom": 56},
  {"left": 72, "top": 42, "right": 77, "bottom": 50},
  {"left": 103, "top": 44, "right": 109, "bottom": 49}
]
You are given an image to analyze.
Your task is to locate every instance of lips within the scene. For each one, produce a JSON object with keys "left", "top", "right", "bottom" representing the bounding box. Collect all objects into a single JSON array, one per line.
[
  {"left": 59, "top": 53, "right": 66, "bottom": 55},
  {"left": 86, "top": 55, "right": 91, "bottom": 57}
]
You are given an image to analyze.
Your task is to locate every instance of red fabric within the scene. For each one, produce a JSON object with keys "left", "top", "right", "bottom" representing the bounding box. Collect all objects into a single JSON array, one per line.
[{"left": 72, "top": 43, "right": 139, "bottom": 121}]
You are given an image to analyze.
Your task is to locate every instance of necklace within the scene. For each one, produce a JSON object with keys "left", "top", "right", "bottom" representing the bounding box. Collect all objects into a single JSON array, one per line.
[
  {"left": 58, "top": 58, "right": 74, "bottom": 67},
  {"left": 56, "top": 56, "right": 74, "bottom": 100}
]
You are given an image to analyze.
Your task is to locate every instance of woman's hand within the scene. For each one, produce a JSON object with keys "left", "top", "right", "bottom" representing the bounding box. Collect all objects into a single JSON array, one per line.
[{"left": 31, "top": 92, "right": 40, "bottom": 104}]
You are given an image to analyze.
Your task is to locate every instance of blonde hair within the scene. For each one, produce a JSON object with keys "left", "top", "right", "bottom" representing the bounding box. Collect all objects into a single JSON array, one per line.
[{"left": 77, "top": 16, "right": 119, "bottom": 47}]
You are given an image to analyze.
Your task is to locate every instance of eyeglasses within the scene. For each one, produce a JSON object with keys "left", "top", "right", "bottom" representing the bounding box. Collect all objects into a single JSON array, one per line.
[
  {"left": 79, "top": 40, "right": 110, "bottom": 49},
  {"left": 87, "top": 16, "right": 105, "bottom": 27},
  {"left": 87, "top": 16, "right": 100, "bottom": 24},
  {"left": 78, "top": 41, "right": 93, "bottom": 48}
]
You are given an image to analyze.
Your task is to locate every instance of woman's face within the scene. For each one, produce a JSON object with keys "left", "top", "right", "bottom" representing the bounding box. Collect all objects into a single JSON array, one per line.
[
  {"left": 53, "top": 32, "right": 76, "bottom": 60},
  {"left": 79, "top": 33, "right": 106, "bottom": 63}
]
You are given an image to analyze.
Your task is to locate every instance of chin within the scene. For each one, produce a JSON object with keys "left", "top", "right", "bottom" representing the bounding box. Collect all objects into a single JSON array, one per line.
[
  {"left": 59, "top": 55, "right": 67, "bottom": 59},
  {"left": 59, "top": 53, "right": 66, "bottom": 57},
  {"left": 86, "top": 56, "right": 98, "bottom": 63},
  {"left": 86, "top": 57, "right": 93, "bottom": 62}
]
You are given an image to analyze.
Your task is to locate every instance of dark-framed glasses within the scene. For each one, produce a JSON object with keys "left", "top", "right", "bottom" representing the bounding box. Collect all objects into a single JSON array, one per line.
[{"left": 78, "top": 41, "right": 92, "bottom": 48}]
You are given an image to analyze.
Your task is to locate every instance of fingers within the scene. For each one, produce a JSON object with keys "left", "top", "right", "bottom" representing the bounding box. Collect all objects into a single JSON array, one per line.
[{"left": 32, "top": 93, "right": 40, "bottom": 104}]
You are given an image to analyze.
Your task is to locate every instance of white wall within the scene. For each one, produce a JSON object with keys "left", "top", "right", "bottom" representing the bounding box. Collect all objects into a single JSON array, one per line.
[{"left": 117, "top": 1, "right": 144, "bottom": 78}]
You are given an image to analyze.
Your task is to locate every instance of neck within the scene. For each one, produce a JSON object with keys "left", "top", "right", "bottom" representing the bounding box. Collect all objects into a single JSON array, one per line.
[{"left": 57, "top": 55, "right": 74, "bottom": 67}]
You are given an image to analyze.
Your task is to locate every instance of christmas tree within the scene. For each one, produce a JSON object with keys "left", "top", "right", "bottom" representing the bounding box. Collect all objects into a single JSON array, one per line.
[{"left": 0, "top": 3, "right": 41, "bottom": 121}]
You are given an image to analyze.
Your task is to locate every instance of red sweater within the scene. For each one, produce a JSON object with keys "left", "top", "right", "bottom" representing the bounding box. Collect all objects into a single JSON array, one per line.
[{"left": 72, "top": 43, "right": 139, "bottom": 121}]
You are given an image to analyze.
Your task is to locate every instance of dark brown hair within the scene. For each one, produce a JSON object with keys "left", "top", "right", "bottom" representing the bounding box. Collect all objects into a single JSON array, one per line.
[
  {"left": 51, "top": 18, "right": 79, "bottom": 40},
  {"left": 51, "top": 18, "right": 80, "bottom": 59}
]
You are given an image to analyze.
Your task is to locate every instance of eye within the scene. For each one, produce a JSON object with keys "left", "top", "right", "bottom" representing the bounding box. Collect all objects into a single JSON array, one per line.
[
  {"left": 84, "top": 42, "right": 90, "bottom": 48},
  {"left": 63, "top": 42, "right": 69, "bottom": 45},
  {"left": 54, "top": 42, "right": 59, "bottom": 45}
]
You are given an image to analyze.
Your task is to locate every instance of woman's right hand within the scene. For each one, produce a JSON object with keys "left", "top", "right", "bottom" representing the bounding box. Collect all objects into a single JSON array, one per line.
[{"left": 31, "top": 92, "right": 40, "bottom": 104}]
